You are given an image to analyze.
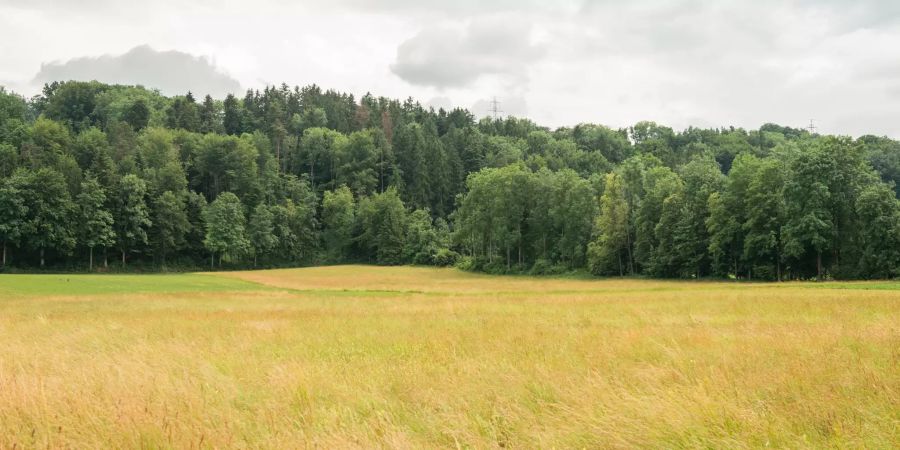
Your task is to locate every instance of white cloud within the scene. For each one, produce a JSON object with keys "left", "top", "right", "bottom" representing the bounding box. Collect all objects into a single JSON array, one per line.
[{"left": 1, "top": 0, "right": 898, "bottom": 137}]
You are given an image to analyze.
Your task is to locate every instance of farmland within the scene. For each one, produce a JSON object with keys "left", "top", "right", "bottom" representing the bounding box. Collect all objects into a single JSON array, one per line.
[{"left": 0, "top": 266, "right": 897, "bottom": 448}]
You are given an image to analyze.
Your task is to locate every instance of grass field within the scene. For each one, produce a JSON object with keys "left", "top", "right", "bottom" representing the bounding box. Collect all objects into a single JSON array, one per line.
[{"left": 0, "top": 266, "right": 897, "bottom": 448}]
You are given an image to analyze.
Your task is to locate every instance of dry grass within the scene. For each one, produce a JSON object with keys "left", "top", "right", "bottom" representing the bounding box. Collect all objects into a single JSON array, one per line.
[{"left": 0, "top": 265, "right": 897, "bottom": 448}]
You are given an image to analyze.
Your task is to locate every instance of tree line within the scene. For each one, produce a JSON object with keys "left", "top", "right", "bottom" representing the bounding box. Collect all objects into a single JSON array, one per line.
[{"left": 0, "top": 80, "right": 898, "bottom": 279}]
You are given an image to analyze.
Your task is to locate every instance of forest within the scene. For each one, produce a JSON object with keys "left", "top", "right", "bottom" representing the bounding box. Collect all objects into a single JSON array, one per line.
[{"left": 0, "top": 80, "right": 899, "bottom": 280}]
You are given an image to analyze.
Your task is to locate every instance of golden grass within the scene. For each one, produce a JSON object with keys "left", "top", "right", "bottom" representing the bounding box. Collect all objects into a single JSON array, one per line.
[{"left": 0, "top": 266, "right": 897, "bottom": 448}]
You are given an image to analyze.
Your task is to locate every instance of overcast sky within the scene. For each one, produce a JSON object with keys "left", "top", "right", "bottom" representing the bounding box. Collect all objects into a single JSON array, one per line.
[{"left": 1, "top": 0, "right": 899, "bottom": 137}]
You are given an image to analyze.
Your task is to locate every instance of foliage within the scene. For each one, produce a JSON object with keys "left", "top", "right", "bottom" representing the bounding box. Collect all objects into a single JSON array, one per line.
[
  {"left": 0, "top": 80, "right": 897, "bottom": 279},
  {"left": 203, "top": 192, "right": 250, "bottom": 265}
]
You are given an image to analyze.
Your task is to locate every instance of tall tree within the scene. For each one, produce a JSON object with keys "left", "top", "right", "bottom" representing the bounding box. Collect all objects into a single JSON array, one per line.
[
  {"left": 152, "top": 191, "right": 190, "bottom": 267},
  {"left": 322, "top": 186, "right": 356, "bottom": 261},
  {"left": 854, "top": 182, "right": 900, "bottom": 279},
  {"left": 223, "top": 94, "right": 243, "bottom": 135},
  {"left": 199, "top": 95, "right": 220, "bottom": 134},
  {"left": 19, "top": 168, "right": 76, "bottom": 267},
  {"left": 673, "top": 157, "right": 724, "bottom": 277},
  {"left": 76, "top": 175, "right": 115, "bottom": 270},
  {"left": 203, "top": 192, "right": 249, "bottom": 267},
  {"left": 743, "top": 159, "right": 787, "bottom": 280},
  {"left": 248, "top": 204, "right": 277, "bottom": 267},
  {"left": 588, "top": 172, "right": 630, "bottom": 275},
  {"left": 356, "top": 188, "right": 406, "bottom": 264},
  {"left": 112, "top": 174, "right": 152, "bottom": 265},
  {"left": 0, "top": 174, "right": 27, "bottom": 267}
]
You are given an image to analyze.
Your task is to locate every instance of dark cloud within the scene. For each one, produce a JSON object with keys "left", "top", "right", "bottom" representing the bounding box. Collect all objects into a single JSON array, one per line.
[
  {"left": 32, "top": 45, "right": 241, "bottom": 98},
  {"left": 390, "top": 16, "right": 545, "bottom": 89}
]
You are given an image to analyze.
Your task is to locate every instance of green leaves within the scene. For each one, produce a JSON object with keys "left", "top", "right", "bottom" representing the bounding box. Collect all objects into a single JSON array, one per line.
[{"left": 203, "top": 192, "right": 250, "bottom": 265}]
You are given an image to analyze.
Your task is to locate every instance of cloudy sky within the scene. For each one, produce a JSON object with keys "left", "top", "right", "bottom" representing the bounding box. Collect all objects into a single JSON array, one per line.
[{"left": 1, "top": 0, "right": 899, "bottom": 137}]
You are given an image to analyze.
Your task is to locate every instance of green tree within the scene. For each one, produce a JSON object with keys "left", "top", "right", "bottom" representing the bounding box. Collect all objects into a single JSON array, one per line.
[
  {"left": 165, "top": 93, "right": 200, "bottom": 131},
  {"left": 0, "top": 143, "right": 18, "bottom": 178},
  {"left": 634, "top": 165, "right": 682, "bottom": 272},
  {"left": 113, "top": 174, "right": 152, "bottom": 265},
  {"left": 40, "top": 80, "right": 107, "bottom": 132},
  {"left": 203, "top": 192, "right": 249, "bottom": 267},
  {"left": 223, "top": 94, "right": 243, "bottom": 135},
  {"left": 0, "top": 174, "right": 27, "bottom": 266},
  {"left": 337, "top": 130, "right": 380, "bottom": 195},
  {"left": 19, "top": 168, "right": 76, "bottom": 267},
  {"left": 650, "top": 191, "right": 685, "bottom": 277},
  {"left": 356, "top": 188, "right": 407, "bottom": 264},
  {"left": 199, "top": 95, "right": 220, "bottom": 134},
  {"left": 673, "top": 157, "right": 724, "bottom": 277},
  {"left": 781, "top": 140, "right": 854, "bottom": 280},
  {"left": 854, "top": 182, "right": 900, "bottom": 278},
  {"left": 76, "top": 175, "right": 115, "bottom": 270},
  {"left": 297, "top": 127, "right": 347, "bottom": 191},
  {"left": 24, "top": 117, "right": 71, "bottom": 168},
  {"left": 403, "top": 208, "right": 449, "bottom": 264},
  {"left": 743, "top": 159, "right": 787, "bottom": 280},
  {"left": 184, "top": 191, "right": 209, "bottom": 258},
  {"left": 706, "top": 154, "right": 758, "bottom": 278},
  {"left": 152, "top": 191, "right": 190, "bottom": 267},
  {"left": 588, "top": 172, "right": 630, "bottom": 275},
  {"left": 248, "top": 204, "right": 277, "bottom": 266},
  {"left": 322, "top": 186, "right": 356, "bottom": 261},
  {"left": 73, "top": 127, "right": 116, "bottom": 186},
  {"left": 122, "top": 98, "right": 150, "bottom": 131}
]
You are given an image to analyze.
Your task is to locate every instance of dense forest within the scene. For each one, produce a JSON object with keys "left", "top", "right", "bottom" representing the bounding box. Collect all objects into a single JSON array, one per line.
[{"left": 0, "top": 81, "right": 899, "bottom": 280}]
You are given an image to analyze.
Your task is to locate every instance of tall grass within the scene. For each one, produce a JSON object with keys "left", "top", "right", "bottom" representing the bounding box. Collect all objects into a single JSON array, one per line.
[{"left": 0, "top": 266, "right": 897, "bottom": 448}]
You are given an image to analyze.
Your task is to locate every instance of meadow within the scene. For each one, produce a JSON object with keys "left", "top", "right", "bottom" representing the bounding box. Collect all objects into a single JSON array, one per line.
[{"left": 0, "top": 266, "right": 897, "bottom": 448}]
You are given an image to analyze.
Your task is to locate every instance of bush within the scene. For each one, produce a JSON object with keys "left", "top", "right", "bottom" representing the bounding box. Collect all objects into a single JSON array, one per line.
[
  {"left": 432, "top": 248, "right": 459, "bottom": 266},
  {"left": 530, "top": 259, "right": 567, "bottom": 275},
  {"left": 454, "top": 255, "right": 476, "bottom": 271}
]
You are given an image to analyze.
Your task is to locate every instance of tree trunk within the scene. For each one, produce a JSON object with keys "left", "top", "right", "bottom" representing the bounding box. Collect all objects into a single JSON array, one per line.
[
  {"left": 776, "top": 254, "right": 781, "bottom": 282},
  {"left": 275, "top": 140, "right": 281, "bottom": 174},
  {"left": 817, "top": 251, "right": 823, "bottom": 281},
  {"left": 89, "top": 247, "right": 94, "bottom": 271},
  {"left": 617, "top": 250, "right": 623, "bottom": 277},
  {"left": 211, "top": 254, "right": 215, "bottom": 269},
  {"left": 2, "top": 241, "right": 6, "bottom": 267},
  {"left": 625, "top": 227, "right": 634, "bottom": 275},
  {"left": 103, "top": 248, "right": 108, "bottom": 268},
  {"left": 122, "top": 249, "right": 126, "bottom": 265},
  {"left": 40, "top": 248, "right": 45, "bottom": 267}
]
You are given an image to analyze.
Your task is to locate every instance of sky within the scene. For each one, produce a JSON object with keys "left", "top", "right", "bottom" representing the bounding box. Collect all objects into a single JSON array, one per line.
[{"left": 1, "top": 0, "right": 899, "bottom": 137}]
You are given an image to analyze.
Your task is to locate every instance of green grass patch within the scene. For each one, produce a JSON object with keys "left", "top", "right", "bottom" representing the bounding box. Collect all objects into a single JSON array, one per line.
[
  {"left": 0, "top": 273, "right": 264, "bottom": 298},
  {"left": 816, "top": 281, "right": 900, "bottom": 290}
]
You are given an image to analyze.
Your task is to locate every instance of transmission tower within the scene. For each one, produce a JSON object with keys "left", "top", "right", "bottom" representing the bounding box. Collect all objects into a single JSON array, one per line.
[
  {"left": 489, "top": 96, "right": 504, "bottom": 119},
  {"left": 806, "top": 119, "right": 817, "bottom": 134}
]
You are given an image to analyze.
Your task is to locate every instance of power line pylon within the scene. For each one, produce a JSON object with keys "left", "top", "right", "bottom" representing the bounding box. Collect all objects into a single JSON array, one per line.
[{"left": 489, "top": 96, "right": 503, "bottom": 119}]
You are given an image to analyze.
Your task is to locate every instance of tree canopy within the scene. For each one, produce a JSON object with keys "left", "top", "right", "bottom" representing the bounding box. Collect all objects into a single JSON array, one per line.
[{"left": 0, "top": 80, "right": 898, "bottom": 280}]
